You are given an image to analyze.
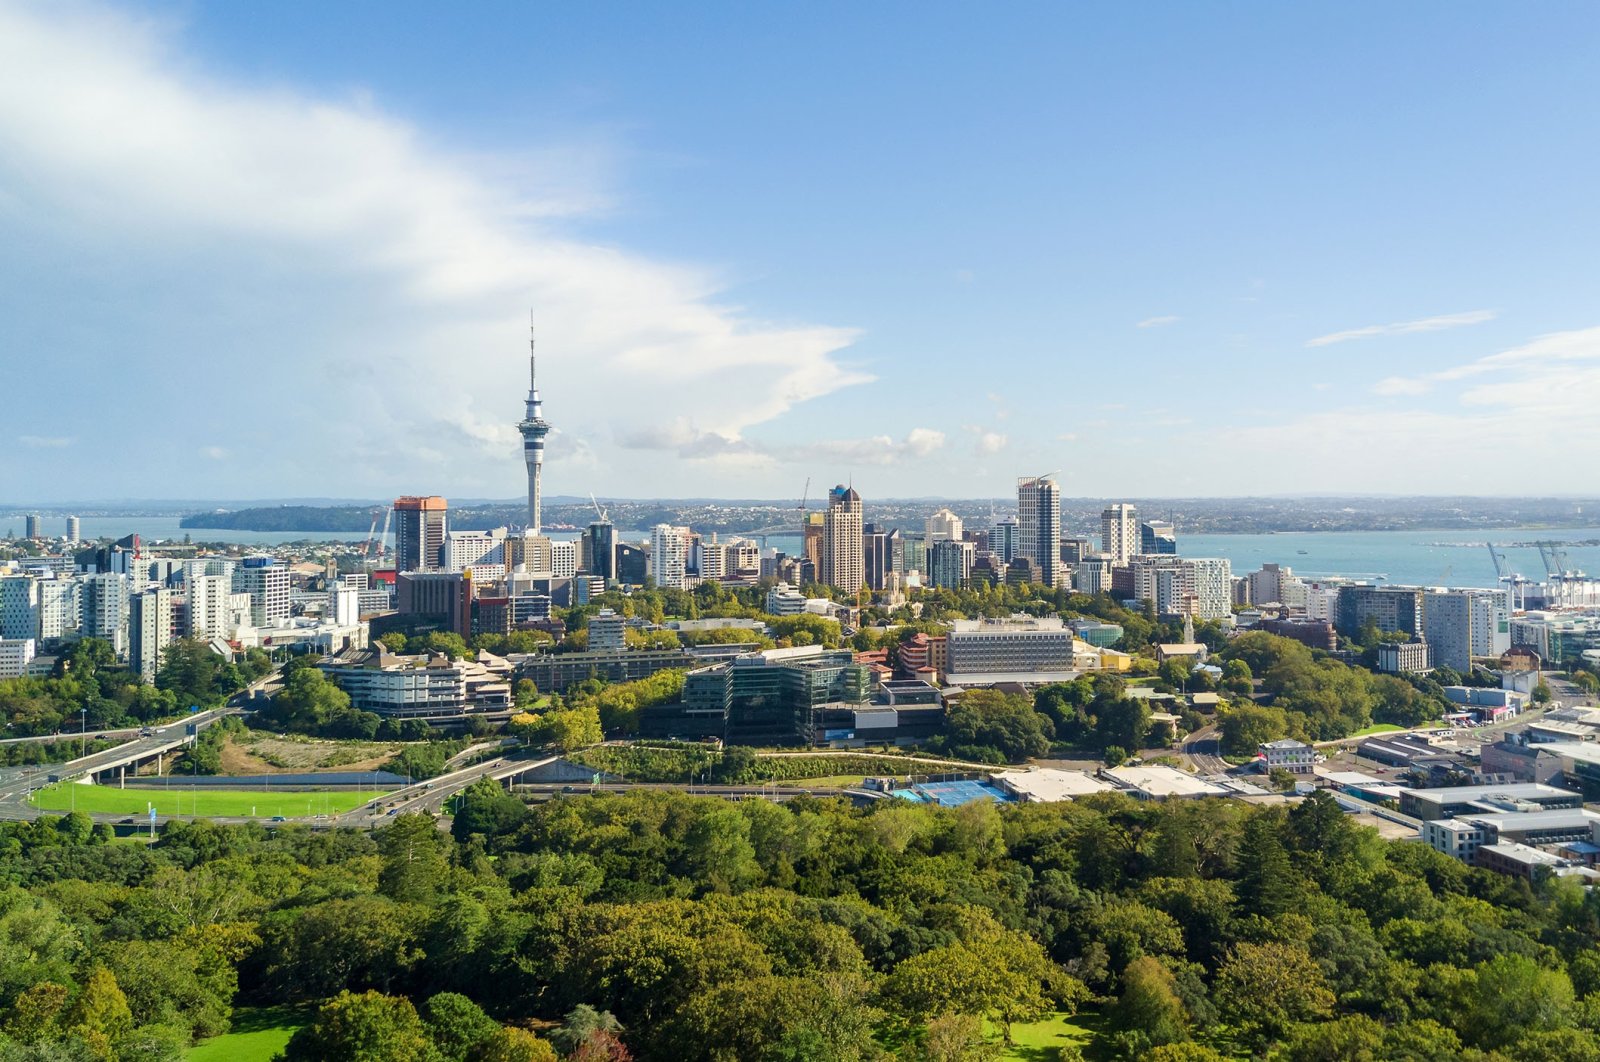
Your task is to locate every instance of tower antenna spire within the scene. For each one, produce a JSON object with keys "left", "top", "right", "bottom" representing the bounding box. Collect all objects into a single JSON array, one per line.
[{"left": 529, "top": 310, "right": 537, "bottom": 389}]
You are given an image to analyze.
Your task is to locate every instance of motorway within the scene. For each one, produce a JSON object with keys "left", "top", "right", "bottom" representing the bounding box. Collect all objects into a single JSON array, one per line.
[{"left": 0, "top": 671, "right": 282, "bottom": 823}]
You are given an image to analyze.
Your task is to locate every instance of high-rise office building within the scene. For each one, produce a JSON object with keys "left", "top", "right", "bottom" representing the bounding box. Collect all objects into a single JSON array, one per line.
[
  {"left": 65, "top": 516, "right": 80, "bottom": 543},
  {"left": 397, "top": 571, "right": 473, "bottom": 639},
  {"left": 1101, "top": 503, "right": 1139, "bottom": 566},
  {"left": 393, "top": 496, "right": 448, "bottom": 573},
  {"left": 821, "top": 486, "right": 864, "bottom": 593},
  {"left": 992, "top": 516, "right": 1020, "bottom": 564},
  {"left": 801, "top": 512, "right": 825, "bottom": 580},
  {"left": 925, "top": 508, "right": 964, "bottom": 543},
  {"left": 129, "top": 587, "right": 174, "bottom": 681},
  {"left": 583, "top": 520, "right": 616, "bottom": 581},
  {"left": 650, "top": 524, "right": 692, "bottom": 589},
  {"left": 863, "top": 523, "right": 895, "bottom": 591},
  {"left": 929, "top": 539, "right": 976, "bottom": 589},
  {"left": 1140, "top": 519, "right": 1177, "bottom": 555},
  {"left": 1016, "top": 477, "right": 1061, "bottom": 587},
  {"left": 517, "top": 320, "right": 552, "bottom": 533},
  {"left": 23, "top": 515, "right": 41, "bottom": 540}
]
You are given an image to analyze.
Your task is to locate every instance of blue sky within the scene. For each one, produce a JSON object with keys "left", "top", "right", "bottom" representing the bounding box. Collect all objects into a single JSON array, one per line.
[{"left": 3, "top": 1, "right": 1599, "bottom": 502}]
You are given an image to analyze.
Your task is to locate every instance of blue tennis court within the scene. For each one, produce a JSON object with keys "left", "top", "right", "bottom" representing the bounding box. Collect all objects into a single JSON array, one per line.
[{"left": 890, "top": 780, "right": 1012, "bottom": 807}]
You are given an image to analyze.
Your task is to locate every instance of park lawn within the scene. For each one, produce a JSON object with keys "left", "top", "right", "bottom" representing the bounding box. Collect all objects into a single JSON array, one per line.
[
  {"left": 1351, "top": 723, "right": 1405, "bottom": 737},
  {"left": 30, "top": 782, "right": 379, "bottom": 819},
  {"left": 993, "top": 1010, "right": 1096, "bottom": 1060},
  {"left": 186, "top": 1006, "right": 307, "bottom": 1062}
]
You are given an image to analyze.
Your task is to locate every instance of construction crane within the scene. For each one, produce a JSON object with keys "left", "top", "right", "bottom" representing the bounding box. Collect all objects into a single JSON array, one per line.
[
  {"left": 798, "top": 477, "right": 810, "bottom": 515},
  {"left": 360, "top": 507, "right": 382, "bottom": 558},
  {"left": 589, "top": 492, "right": 609, "bottom": 523},
  {"left": 372, "top": 506, "right": 392, "bottom": 564}
]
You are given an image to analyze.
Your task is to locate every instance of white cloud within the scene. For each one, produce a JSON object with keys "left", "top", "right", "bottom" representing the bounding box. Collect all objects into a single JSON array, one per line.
[
  {"left": 1214, "top": 324, "right": 1600, "bottom": 492},
  {"left": 0, "top": 3, "right": 873, "bottom": 498},
  {"left": 1136, "top": 315, "right": 1180, "bottom": 329},
  {"left": 1306, "top": 309, "right": 1496, "bottom": 348},
  {"left": 976, "top": 431, "right": 1007, "bottom": 455},
  {"left": 199, "top": 445, "right": 228, "bottom": 460},
  {"left": 1373, "top": 324, "right": 1600, "bottom": 398},
  {"left": 18, "top": 435, "right": 73, "bottom": 448}
]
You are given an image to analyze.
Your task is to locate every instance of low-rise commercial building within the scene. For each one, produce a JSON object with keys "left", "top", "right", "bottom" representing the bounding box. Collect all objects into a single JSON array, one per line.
[
  {"left": 321, "top": 646, "right": 512, "bottom": 718},
  {"left": 1399, "top": 782, "right": 1581, "bottom": 821},
  {"left": 1260, "top": 738, "right": 1315, "bottom": 775}
]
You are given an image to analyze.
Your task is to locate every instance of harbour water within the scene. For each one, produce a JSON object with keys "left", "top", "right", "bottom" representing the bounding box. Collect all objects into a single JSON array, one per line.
[{"left": 6, "top": 514, "right": 1598, "bottom": 591}]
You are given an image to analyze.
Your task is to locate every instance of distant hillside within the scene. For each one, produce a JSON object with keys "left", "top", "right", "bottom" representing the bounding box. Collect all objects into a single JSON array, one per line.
[{"left": 180, "top": 506, "right": 376, "bottom": 532}]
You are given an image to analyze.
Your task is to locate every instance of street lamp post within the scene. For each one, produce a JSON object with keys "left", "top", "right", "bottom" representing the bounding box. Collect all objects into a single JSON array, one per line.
[{"left": 80, "top": 709, "right": 87, "bottom": 758}]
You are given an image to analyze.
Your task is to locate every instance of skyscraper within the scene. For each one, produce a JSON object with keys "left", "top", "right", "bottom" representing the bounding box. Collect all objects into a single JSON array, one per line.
[
  {"left": 925, "top": 508, "right": 963, "bottom": 543},
  {"left": 650, "top": 524, "right": 692, "bottom": 589},
  {"left": 863, "top": 523, "right": 894, "bottom": 591},
  {"left": 517, "top": 319, "right": 552, "bottom": 533},
  {"left": 583, "top": 519, "right": 616, "bottom": 581},
  {"left": 65, "top": 516, "right": 80, "bottom": 543},
  {"left": 821, "top": 485, "right": 864, "bottom": 593},
  {"left": 1101, "top": 503, "right": 1139, "bottom": 566},
  {"left": 992, "top": 516, "right": 1020, "bottom": 564},
  {"left": 801, "top": 512, "right": 825, "bottom": 582},
  {"left": 23, "top": 515, "right": 41, "bottom": 540},
  {"left": 1140, "top": 519, "right": 1177, "bottom": 555},
  {"left": 129, "top": 587, "right": 173, "bottom": 681},
  {"left": 393, "top": 496, "right": 448, "bottom": 573},
  {"left": 1016, "top": 476, "right": 1061, "bottom": 587}
]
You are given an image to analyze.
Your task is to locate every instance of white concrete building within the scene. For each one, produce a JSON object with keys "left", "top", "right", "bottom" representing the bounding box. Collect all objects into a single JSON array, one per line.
[
  {"left": 187, "top": 573, "right": 233, "bottom": 640},
  {"left": 444, "top": 528, "right": 507, "bottom": 570},
  {"left": 765, "top": 583, "right": 807, "bottom": 616},
  {"left": 234, "top": 559, "right": 289, "bottom": 627},
  {"left": 650, "top": 524, "right": 692, "bottom": 590},
  {"left": 551, "top": 539, "right": 579, "bottom": 579},
  {"left": 37, "top": 577, "right": 80, "bottom": 642},
  {"left": 1101, "top": 503, "right": 1139, "bottom": 567},
  {"left": 81, "top": 573, "right": 129, "bottom": 656},
  {"left": 925, "top": 508, "right": 964, "bottom": 543},
  {"left": 0, "top": 638, "right": 37, "bottom": 678}
]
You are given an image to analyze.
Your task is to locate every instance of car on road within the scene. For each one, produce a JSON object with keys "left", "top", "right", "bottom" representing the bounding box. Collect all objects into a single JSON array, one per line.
[{"left": 270, "top": 816, "right": 286, "bottom": 822}]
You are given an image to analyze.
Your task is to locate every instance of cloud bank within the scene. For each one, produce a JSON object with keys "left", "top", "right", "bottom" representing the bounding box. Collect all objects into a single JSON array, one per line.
[{"left": 0, "top": 1, "right": 893, "bottom": 500}]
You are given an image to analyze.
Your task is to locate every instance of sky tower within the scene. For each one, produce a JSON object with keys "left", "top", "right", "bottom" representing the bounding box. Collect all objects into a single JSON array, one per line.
[{"left": 518, "top": 318, "right": 551, "bottom": 533}]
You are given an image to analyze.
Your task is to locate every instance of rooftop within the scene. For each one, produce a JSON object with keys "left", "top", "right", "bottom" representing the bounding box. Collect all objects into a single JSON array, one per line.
[
  {"left": 1400, "top": 782, "right": 1578, "bottom": 803},
  {"left": 1456, "top": 808, "right": 1600, "bottom": 832},
  {"left": 993, "top": 769, "right": 1115, "bottom": 803},
  {"left": 1103, "top": 765, "right": 1227, "bottom": 798}
]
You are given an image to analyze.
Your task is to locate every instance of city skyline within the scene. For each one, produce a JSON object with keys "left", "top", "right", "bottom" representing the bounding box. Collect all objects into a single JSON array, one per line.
[{"left": 5, "top": 2, "right": 1600, "bottom": 503}]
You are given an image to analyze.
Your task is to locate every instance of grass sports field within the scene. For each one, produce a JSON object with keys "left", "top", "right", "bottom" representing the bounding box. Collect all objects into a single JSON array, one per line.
[
  {"left": 186, "top": 1006, "right": 308, "bottom": 1062},
  {"left": 30, "top": 782, "right": 379, "bottom": 819}
]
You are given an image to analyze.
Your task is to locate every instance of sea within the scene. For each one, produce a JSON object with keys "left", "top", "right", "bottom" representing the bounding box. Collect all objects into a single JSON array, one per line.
[{"left": 8, "top": 514, "right": 1599, "bottom": 591}]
